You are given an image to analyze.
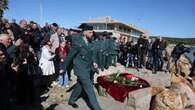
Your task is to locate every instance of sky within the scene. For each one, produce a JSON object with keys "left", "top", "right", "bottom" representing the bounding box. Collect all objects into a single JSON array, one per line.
[{"left": 3, "top": 0, "right": 195, "bottom": 38}]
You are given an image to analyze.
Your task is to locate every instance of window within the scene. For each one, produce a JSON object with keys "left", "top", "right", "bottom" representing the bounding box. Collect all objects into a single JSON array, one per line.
[
  {"left": 131, "top": 30, "right": 142, "bottom": 37},
  {"left": 107, "top": 24, "right": 114, "bottom": 30}
]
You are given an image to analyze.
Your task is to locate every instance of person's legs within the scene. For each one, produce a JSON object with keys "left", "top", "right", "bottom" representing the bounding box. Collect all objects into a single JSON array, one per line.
[
  {"left": 0, "top": 93, "right": 8, "bottom": 110},
  {"left": 68, "top": 81, "right": 82, "bottom": 108},
  {"left": 63, "top": 72, "right": 69, "bottom": 87},
  {"left": 98, "top": 52, "right": 104, "bottom": 71},
  {"left": 67, "top": 64, "right": 73, "bottom": 81},
  {"left": 152, "top": 54, "right": 158, "bottom": 73},
  {"left": 156, "top": 56, "right": 160, "bottom": 70},
  {"left": 105, "top": 54, "right": 110, "bottom": 69},
  {"left": 112, "top": 55, "right": 117, "bottom": 66},
  {"left": 159, "top": 56, "right": 164, "bottom": 71},
  {"left": 134, "top": 54, "right": 138, "bottom": 68},
  {"left": 107, "top": 54, "right": 112, "bottom": 67},
  {"left": 57, "top": 74, "right": 63, "bottom": 85},
  {"left": 79, "top": 78, "right": 102, "bottom": 110}
]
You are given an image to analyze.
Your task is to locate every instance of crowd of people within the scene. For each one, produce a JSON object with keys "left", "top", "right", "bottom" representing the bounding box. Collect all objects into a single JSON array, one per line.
[
  {"left": 0, "top": 17, "right": 118, "bottom": 110},
  {"left": 118, "top": 35, "right": 169, "bottom": 73},
  {"left": 0, "top": 17, "right": 195, "bottom": 110},
  {"left": 0, "top": 18, "right": 73, "bottom": 110}
]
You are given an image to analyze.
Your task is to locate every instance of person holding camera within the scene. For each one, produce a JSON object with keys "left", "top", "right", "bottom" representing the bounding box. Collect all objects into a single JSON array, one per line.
[{"left": 170, "top": 43, "right": 190, "bottom": 76}]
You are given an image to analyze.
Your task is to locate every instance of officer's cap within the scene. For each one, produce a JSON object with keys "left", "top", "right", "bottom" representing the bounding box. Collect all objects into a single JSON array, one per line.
[
  {"left": 52, "top": 23, "right": 59, "bottom": 27},
  {"left": 78, "top": 23, "right": 93, "bottom": 31}
]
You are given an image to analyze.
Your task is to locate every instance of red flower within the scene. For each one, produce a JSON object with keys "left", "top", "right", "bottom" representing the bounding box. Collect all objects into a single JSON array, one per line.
[{"left": 124, "top": 74, "right": 135, "bottom": 80}]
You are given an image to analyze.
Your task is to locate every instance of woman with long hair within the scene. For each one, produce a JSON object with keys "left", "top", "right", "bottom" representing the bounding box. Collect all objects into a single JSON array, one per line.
[{"left": 39, "top": 36, "right": 55, "bottom": 89}]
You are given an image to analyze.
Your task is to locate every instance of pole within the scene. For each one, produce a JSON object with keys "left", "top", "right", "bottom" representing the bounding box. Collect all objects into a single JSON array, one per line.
[{"left": 40, "top": 0, "right": 43, "bottom": 25}]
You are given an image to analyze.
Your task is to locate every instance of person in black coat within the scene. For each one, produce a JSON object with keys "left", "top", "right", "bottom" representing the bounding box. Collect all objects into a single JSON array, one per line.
[
  {"left": 13, "top": 43, "right": 36, "bottom": 104},
  {"left": 30, "top": 22, "right": 43, "bottom": 53},
  {"left": 137, "top": 36, "right": 149, "bottom": 68},
  {"left": 0, "top": 43, "right": 10, "bottom": 110},
  {"left": 171, "top": 43, "right": 190, "bottom": 76}
]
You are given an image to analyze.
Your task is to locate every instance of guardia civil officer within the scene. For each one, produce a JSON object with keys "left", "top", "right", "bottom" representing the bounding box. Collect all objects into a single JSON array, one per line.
[{"left": 64, "top": 24, "right": 102, "bottom": 110}]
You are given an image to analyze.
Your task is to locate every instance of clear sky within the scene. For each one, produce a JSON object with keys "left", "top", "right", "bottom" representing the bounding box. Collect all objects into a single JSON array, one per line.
[{"left": 4, "top": 0, "right": 195, "bottom": 38}]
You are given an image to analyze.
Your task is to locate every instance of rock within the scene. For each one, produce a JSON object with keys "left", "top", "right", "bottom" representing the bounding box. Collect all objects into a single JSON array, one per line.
[
  {"left": 127, "top": 87, "right": 152, "bottom": 110},
  {"left": 192, "top": 79, "right": 195, "bottom": 89},
  {"left": 151, "top": 85, "right": 165, "bottom": 96},
  {"left": 171, "top": 82, "right": 195, "bottom": 107},
  {"left": 41, "top": 85, "right": 68, "bottom": 109},
  {"left": 48, "top": 86, "right": 68, "bottom": 103},
  {"left": 169, "top": 55, "right": 192, "bottom": 84},
  {"left": 170, "top": 72, "right": 184, "bottom": 84},
  {"left": 151, "top": 89, "right": 185, "bottom": 110},
  {"left": 179, "top": 55, "right": 192, "bottom": 78}
]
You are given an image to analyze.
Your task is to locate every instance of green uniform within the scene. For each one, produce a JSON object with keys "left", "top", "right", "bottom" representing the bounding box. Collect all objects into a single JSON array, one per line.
[
  {"left": 91, "top": 39, "right": 100, "bottom": 66},
  {"left": 98, "top": 39, "right": 107, "bottom": 70},
  {"left": 64, "top": 34, "right": 102, "bottom": 110},
  {"left": 110, "top": 39, "right": 119, "bottom": 66},
  {"left": 104, "top": 38, "right": 112, "bottom": 69}
]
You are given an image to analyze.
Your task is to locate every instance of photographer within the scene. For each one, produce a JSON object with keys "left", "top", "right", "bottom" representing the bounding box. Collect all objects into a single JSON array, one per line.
[
  {"left": 170, "top": 43, "right": 190, "bottom": 76},
  {"left": 137, "top": 34, "right": 149, "bottom": 68}
]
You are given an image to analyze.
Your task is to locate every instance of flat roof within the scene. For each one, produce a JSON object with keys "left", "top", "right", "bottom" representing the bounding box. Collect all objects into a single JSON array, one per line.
[{"left": 83, "top": 17, "right": 145, "bottom": 33}]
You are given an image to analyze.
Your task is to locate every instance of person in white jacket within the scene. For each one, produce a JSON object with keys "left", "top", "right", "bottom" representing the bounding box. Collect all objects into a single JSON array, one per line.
[{"left": 39, "top": 37, "right": 55, "bottom": 76}]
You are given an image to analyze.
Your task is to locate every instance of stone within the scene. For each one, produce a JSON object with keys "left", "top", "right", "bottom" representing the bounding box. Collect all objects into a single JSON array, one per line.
[
  {"left": 179, "top": 55, "right": 192, "bottom": 78},
  {"left": 151, "top": 89, "right": 185, "bottom": 110},
  {"left": 41, "top": 85, "right": 68, "bottom": 109},
  {"left": 192, "top": 79, "right": 195, "bottom": 90},
  {"left": 169, "top": 55, "right": 192, "bottom": 84},
  {"left": 151, "top": 85, "right": 165, "bottom": 96},
  {"left": 127, "top": 87, "right": 152, "bottom": 110},
  {"left": 171, "top": 82, "right": 195, "bottom": 107}
]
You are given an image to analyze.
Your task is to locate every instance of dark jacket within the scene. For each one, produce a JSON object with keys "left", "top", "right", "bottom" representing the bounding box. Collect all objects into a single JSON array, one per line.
[
  {"left": 0, "top": 62, "right": 9, "bottom": 90},
  {"left": 137, "top": 38, "right": 149, "bottom": 54},
  {"left": 171, "top": 44, "right": 190, "bottom": 59},
  {"left": 55, "top": 47, "right": 68, "bottom": 70}
]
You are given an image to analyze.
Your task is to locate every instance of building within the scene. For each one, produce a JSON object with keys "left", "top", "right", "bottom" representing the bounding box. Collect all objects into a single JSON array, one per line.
[{"left": 81, "top": 17, "right": 145, "bottom": 42}]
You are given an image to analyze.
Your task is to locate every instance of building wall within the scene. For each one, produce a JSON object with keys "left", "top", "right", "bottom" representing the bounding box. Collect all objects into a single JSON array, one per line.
[{"left": 131, "top": 30, "right": 143, "bottom": 37}]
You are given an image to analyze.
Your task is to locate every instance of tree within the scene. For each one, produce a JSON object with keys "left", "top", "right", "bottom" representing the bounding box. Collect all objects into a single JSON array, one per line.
[{"left": 0, "top": 0, "right": 8, "bottom": 17}]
